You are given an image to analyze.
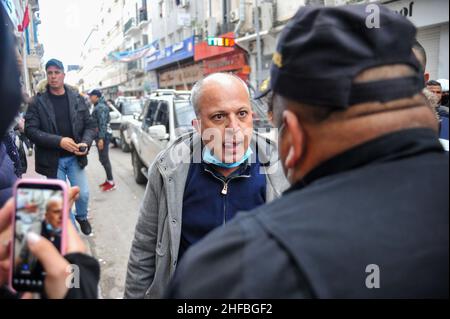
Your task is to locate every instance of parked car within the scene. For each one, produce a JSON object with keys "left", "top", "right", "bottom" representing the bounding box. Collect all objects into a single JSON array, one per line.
[{"left": 108, "top": 97, "right": 144, "bottom": 151}]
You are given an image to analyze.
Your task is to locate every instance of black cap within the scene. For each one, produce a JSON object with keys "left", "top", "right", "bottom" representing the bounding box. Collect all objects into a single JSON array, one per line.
[
  {"left": 88, "top": 89, "right": 102, "bottom": 98},
  {"left": 259, "top": 4, "right": 424, "bottom": 109},
  {"left": 45, "top": 59, "right": 65, "bottom": 72}
]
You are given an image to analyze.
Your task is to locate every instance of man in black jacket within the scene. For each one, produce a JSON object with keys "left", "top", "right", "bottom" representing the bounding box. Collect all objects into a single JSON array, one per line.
[
  {"left": 25, "top": 59, "right": 96, "bottom": 235},
  {"left": 169, "top": 5, "right": 449, "bottom": 298}
]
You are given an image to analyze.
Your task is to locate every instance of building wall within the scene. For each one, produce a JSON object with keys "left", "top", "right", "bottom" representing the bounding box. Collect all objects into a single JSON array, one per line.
[
  {"left": 2, "top": 0, "right": 45, "bottom": 95},
  {"left": 379, "top": 0, "right": 449, "bottom": 80}
]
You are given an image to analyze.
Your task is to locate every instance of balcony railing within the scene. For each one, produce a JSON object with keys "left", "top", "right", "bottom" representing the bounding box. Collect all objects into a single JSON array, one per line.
[
  {"left": 124, "top": 18, "right": 136, "bottom": 35},
  {"left": 139, "top": 8, "right": 148, "bottom": 24}
]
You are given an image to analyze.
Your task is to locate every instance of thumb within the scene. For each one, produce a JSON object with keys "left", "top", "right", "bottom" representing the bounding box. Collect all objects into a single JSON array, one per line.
[
  {"left": 26, "top": 232, "right": 69, "bottom": 277},
  {"left": 27, "top": 232, "right": 71, "bottom": 299}
]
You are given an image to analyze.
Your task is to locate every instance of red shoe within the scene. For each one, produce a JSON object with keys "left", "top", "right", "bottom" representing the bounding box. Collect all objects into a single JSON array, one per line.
[
  {"left": 99, "top": 181, "right": 108, "bottom": 188},
  {"left": 102, "top": 182, "right": 116, "bottom": 192}
]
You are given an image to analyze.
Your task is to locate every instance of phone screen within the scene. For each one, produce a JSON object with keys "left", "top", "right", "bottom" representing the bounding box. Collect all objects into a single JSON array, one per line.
[{"left": 12, "top": 183, "right": 65, "bottom": 292}]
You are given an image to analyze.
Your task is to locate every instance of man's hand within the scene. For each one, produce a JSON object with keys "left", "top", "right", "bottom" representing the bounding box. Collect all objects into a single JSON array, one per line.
[
  {"left": 0, "top": 187, "right": 87, "bottom": 299},
  {"left": 74, "top": 143, "right": 88, "bottom": 156},
  {"left": 60, "top": 137, "right": 79, "bottom": 153},
  {"left": 97, "top": 139, "right": 104, "bottom": 151}
]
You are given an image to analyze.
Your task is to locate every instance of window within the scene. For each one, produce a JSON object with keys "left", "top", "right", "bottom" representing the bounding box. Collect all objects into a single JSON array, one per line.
[
  {"left": 143, "top": 34, "right": 149, "bottom": 46},
  {"left": 174, "top": 100, "right": 195, "bottom": 128},
  {"left": 154, "top": 101, "right": 170, "bottom": 133},
  {"left": 159, "top": 1, "right": 164, "bottom": 18},
  {"left": 144, "top": 100, "right": 160, "bottom": 128},
  {"left": 177, "top": 29, "right": 183, "bottom": 42}
]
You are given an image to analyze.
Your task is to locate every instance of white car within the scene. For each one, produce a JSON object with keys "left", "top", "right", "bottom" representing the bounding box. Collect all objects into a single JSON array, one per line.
[{"left": 107, "top": 98, "right": 143, "bottom": 151}]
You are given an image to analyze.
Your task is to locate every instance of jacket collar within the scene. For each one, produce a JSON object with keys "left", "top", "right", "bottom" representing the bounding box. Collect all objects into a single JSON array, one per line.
[
  {"left": 286, "top": 128, "right": 444, "bottom": 194},
  {"left": 38, "top": 85, "right": 78, "bottom": 133}
]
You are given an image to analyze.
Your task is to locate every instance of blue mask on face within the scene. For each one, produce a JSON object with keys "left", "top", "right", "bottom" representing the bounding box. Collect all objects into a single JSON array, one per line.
[
  {"left": 203, "top": 146, "right": 253, "bottom": 169},
  {"left": 46, "top": 222, "right": 62, "bottom": 235}
]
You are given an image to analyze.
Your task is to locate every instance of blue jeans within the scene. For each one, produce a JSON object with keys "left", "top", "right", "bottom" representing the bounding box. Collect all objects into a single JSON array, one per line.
[{"left": 57, "top": 156, "right": 89, "bottom": 221}]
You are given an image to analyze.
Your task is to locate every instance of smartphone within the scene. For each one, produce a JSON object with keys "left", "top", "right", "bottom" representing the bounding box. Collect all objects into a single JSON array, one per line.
[{"left": 9, "top": 179, "right": 69, "bottom": 293}]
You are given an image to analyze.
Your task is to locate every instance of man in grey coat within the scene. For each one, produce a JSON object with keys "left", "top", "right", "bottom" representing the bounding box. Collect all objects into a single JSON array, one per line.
[{"left": 124, "top": 73, "right": 288, "bottom": 299}]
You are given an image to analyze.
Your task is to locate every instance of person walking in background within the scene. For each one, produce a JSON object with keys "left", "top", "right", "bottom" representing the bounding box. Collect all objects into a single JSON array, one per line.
[
  {"left": 25, "top": 59, "right": 97, "bottom": 235},
  {"left": 88, "top": 89, "right": 116, "bottom": 192}
]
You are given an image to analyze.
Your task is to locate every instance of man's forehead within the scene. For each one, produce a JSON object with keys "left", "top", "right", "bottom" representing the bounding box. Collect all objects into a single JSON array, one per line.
[{"left": 46, "top": 66, "right": 63, "bottom": 72}]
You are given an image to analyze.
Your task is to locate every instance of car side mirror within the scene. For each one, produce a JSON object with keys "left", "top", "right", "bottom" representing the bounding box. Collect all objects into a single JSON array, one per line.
[
  {"left": 149, "top": 125, "right": 169, "bottom": 140},
  {"left": 133, "top": 112, "right": 141, "bottom": 120}
]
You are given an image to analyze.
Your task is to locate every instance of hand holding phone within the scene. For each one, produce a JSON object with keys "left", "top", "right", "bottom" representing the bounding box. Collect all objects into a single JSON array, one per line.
[
  {"left": 75, "top": 143, "right": 88, "bottom": 156},
  {"left": 3, "top": 180, "right": 86, "bottom": 297}
]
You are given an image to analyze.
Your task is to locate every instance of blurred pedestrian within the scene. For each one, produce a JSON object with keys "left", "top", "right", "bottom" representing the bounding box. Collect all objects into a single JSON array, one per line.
[
  {"left": 88, "top": 89, "right": 116, "bottom": 192},
  {"left": 0, "top": 5, "right": 22, "bottom": 207},
  {"left": 25, "top": 59, "right": 97, "bottom": 235}
]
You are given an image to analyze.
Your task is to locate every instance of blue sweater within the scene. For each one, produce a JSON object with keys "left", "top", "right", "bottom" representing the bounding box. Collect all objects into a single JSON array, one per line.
[{"left": 179, "top": 157, "right": 267, "bottom": 259}]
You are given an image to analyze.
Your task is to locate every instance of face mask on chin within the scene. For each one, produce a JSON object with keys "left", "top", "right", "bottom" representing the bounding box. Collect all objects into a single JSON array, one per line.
[{"left": 203, "top": 146, "right": 253, "bottom": 169}]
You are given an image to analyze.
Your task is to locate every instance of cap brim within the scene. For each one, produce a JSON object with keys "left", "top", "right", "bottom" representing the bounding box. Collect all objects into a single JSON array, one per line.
[{"left": 254, "top": 88, "right": 272, "bottom": 100}]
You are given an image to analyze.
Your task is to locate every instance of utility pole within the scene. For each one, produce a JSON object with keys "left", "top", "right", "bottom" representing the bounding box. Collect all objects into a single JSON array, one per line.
[{"left": 254, "top": 0, "right": 263, "bottom": 89}]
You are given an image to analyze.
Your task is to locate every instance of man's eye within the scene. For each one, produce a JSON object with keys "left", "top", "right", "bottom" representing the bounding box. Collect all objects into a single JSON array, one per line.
[
  {"left": 213, "top": 114, "right": 224, "bottom": 120},
  {"left": 238, "top": 111, "right": 248, "bottom": 117}
]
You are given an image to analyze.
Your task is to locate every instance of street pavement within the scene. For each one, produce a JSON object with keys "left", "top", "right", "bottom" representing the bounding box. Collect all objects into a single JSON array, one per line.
[{"left": 24, "top": 145, "right": 146, "bottom": 299}]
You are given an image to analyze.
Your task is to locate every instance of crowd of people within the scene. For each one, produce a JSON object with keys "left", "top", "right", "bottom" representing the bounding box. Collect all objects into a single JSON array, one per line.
[{"left": 0, "top": 4, "right": 448, "bottom": 299}]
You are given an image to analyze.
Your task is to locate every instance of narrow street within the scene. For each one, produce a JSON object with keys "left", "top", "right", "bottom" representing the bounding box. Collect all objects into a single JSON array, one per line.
[{"left": 25, "top": 146, "right": 146, "bottom": 299}]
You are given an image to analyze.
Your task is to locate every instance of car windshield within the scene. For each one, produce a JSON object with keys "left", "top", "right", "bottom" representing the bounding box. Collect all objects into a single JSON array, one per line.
[
  {"left": 122, "top": 100, "right": 142, "bottom": 116},
  {"left": 174, "top": 100, "right": 196, "bottom": 131}
]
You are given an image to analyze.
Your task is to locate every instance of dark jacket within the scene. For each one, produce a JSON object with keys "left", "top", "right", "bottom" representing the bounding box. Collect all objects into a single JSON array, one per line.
[
  {"left": 0, "top": 5, "right": 21, "bottom": 140},
  {"left": 0, "top": 143, "right": 17, "bottom": 207},
  {"left": 169, "top": 128, "right": 449, "bottom": 299},
  {"left": 25, "top": 85, "right": 96, "bottom": 178},
  {"left": 91, "top": 97, "right": 110, "bottom": 141}
]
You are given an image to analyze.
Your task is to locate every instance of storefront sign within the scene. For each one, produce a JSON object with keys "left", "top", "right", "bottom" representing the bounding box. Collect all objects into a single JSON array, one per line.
[
  {"left": 159, "top": 63, "right": 203, "bottom": 88},
  {"left": 203, "top": 52, "right": 247, "bottom": 75},
  {"left": 382, "top": 0, "right": 448, "bottom": 28},
  {"left": 146, "top": 36, "right": 195, "bottom": 71}
]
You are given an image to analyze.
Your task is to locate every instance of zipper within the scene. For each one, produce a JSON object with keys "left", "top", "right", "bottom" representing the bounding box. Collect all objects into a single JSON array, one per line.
[{"left": 204, "top": 167, "right": 251, "bottom": 225}]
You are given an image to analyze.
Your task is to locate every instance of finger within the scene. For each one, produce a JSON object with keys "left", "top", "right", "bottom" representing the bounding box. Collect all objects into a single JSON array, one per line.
[
  {"left": 0, "top": 240, "right": 10, "bottom": 261},
  {"left": 26, "top": 233, "right": 71, "bottom": 299},
  {"left": 0, "top": 199, "right": 14, "bottom": 233},
  {"left": 0, "top": 259, "right": 10, "bottom": 286},
  {"left": 26, "top": 232, "right": 69, "bottom": 277},
  {"left": 69, "top": 187, "right": 80, "bottom": 202},
  {"left": 66, "top": 221, "right": 86, "bottom": 255}
]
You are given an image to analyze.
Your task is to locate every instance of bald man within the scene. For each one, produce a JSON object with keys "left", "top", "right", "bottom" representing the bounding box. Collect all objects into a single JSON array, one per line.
[{"left": 124, "top": 73, "right": 288, "bottom": 299}]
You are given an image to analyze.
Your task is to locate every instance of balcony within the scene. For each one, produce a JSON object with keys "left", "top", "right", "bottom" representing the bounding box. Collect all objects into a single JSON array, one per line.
[
  {"left": 123, "top": 17, "right": 140, "bottom": 37},
  {"left": 138, "top": 8, "right": 150, "bottom": 28},
  {"left": 127, "top": 59, "right": 145, "bottom": 77}
]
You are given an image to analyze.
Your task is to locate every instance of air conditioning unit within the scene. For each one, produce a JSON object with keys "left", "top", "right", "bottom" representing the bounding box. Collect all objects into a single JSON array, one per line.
[{"left": 229, "top": 9, "right": 239, "bottom": 23}]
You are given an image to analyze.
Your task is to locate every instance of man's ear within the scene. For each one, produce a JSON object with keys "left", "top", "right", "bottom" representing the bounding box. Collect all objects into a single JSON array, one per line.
[
  {"left": 192, "top": 118, "right": 201, "bottom": 134},
  {"left": 283, "top": 110, "right": 304, "bottom": 170}
]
